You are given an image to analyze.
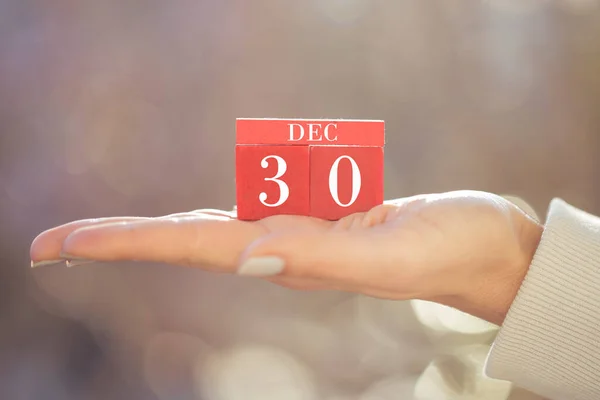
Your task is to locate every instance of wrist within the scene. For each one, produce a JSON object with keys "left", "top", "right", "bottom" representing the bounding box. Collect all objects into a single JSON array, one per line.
[{"left": 434, "top": 213, "right": 545, "bottom": 325}]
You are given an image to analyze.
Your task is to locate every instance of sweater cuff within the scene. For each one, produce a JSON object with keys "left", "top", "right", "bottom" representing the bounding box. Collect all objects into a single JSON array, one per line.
[{"left": 485, "top": 199, "right": 600, "bottom": 400}]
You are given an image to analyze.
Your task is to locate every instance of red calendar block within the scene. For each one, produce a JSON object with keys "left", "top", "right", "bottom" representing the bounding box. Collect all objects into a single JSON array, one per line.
[
  {"left": 309, "top": 146, "right": 384, "bottom": 220},
  {"left": 235, "top": 118, "right": 385, "bottom": 221},
  {"left": 236, "top": 145, "right": 310, "bottom": 220},
  {"left": 236, "top": 118, "right": 385, "bottom": 146}
]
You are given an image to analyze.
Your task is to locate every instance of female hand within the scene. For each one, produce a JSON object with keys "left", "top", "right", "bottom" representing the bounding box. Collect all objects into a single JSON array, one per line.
[{"left": 30, "top": 190, "right": 543, "bottom": 325}]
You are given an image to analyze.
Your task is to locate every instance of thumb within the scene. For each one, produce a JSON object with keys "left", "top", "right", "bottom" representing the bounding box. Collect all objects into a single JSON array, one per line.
[
  {"left": 501, "top": 194, "right": 540, "bottom": 222},
  {"left": 236, "top": 230, "right": 393, "bottom": 285}
]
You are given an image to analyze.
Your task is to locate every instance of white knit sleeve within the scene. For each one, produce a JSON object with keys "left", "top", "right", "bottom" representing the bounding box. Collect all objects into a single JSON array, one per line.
[{"left": 485, "top": 199, "right": 600, "bottom": 400}]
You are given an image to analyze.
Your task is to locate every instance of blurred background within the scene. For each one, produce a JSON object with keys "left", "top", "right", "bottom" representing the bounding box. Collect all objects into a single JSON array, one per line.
[{"left": 1, "top": 0, "right": 600, "bottom": 399}]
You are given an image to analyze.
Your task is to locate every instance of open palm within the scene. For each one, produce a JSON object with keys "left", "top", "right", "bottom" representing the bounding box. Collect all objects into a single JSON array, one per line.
[{"left": 30, "top": 190, "right": 542, "bottom": 324}]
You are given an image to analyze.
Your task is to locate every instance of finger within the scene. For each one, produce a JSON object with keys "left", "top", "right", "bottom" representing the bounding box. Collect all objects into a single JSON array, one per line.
[
  {"left": 165, "top": 209, "right": 236, "bottom": 219},
  {"left": 30, "top": 211, "right": 234, "bottom": 266},
  {"left": 30, "top": 217, "right": 151, "bottom": 266},
  {"left": 383, "top": 193, "right": 432, "bottom": 206},
  {"left": 60, "top": 215, "right": 268, "bottom": 272},
  {"left": 264, "top": 276, "right": 339, "bottom": 292},
  {"left": 238, "top": 230, "right": 401, "bottom": 287},
  {"left": 501, "top": 195, "right": 540, "bottom": 222}
]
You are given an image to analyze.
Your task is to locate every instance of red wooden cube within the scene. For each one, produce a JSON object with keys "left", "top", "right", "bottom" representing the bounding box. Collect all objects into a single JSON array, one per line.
[
  {"left": 236, "top": 118, "right": 385, "bottom": 147},
  {"left": 235, "top": 145, "right": 310, "bottom": 220},
  {"left": 309, "top": 145, "right": 384, "bottom": 220},
  {"left": 236, "top": 118, "right": 385, "bottom": 221}
]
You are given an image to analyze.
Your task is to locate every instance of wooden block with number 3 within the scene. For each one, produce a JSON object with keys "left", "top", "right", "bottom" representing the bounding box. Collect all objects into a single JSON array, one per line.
[
  {"left": 236, "top": 145, "right": 310, "bottom": 220},
  {"left": 310, "top": 146, "right": 384, "bottom": 220}
]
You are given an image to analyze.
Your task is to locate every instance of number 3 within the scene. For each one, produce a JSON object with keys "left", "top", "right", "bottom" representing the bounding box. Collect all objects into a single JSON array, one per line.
[
  {"left": 259, "top": 154, "right": 362, "bottom": 208},
  {"left": 259, "top": 155, "right": 290, "bottom": 207}
]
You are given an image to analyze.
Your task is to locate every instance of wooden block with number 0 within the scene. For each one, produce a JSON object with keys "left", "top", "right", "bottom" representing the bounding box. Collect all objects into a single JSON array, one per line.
[
  {"left": 309, "top": 146, "right": 384, "bottom": 220},
  {"left": 235, "top": 118, "right": 385, "bottom": 221}
]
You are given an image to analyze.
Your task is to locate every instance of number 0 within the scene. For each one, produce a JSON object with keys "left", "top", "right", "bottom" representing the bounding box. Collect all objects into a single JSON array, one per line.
[{"left": 329, "top": 156, "right": 362, "bottom": 207}]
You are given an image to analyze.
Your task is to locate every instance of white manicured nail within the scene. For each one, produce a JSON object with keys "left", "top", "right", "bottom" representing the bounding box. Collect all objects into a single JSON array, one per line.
[
  {"left": 66, "top": 259, "right": 96, "bottom": 268},
  {"left": 30, "top": 260, "right": 64, "bottom": 268},
  {"left": 237, "top": 257, "right": 285, "bottom": 277}
]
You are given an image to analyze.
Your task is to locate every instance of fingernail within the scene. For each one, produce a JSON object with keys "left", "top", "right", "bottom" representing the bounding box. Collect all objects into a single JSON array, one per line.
[
  {"left": 60, "top": 252, "right": 89, "bottom": 259},
  {"left": 66, "top": 259, "right": 96, "bottom": 268},
  {"left": 237, "top": 256, "right": 285, "bottom": 277},
  {"left": 30, "top": 260, "right": 64, "bottom": 268},
  {"left": 61, "top": 253, "right": 96, "bottom": 267}
]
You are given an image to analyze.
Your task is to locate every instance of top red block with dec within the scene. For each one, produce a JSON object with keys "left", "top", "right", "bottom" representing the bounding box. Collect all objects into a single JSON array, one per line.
[
  {"left": 236, "top": 118, "right": 385, "bottom": 147},
  {"left": 236, "top": 118, "right": 385, "bottom": 221}
]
